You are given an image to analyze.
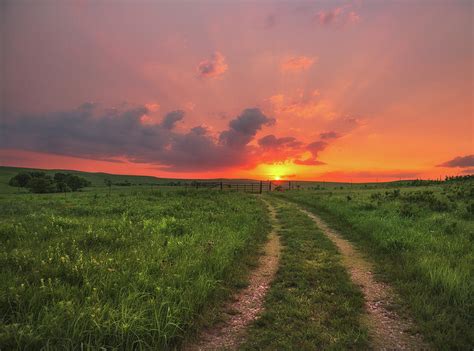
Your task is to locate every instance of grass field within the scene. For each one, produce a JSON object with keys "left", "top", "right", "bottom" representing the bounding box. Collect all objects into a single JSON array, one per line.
[
  {"left": 0, "top": 187, "right": 269, "bottom": 349},
  {"left": 1, "top": 165, "right": 473, "bottom": 350},
  {"left": 272, "top": 181, "right": 474, "bottom": 349}
]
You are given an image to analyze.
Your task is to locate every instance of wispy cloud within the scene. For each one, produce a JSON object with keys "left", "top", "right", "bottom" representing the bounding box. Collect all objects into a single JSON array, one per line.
[
  {"left": 314, "top": 6, "right": 360, "bottom": 26},
  {"left": 281, "top": 56, "right": 316, "bottom": 72}
]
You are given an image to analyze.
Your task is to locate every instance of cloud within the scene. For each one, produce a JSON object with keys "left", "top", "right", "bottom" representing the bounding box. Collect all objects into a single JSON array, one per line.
[
  {"left": 294, "top": 140, "right": 327, "bottom": 166},
  {"left": 268, "top": 93, "right": 335, "bottom": 120},
  {"left": 314, "top": 6, "right": 360, "bottom": 26},
  {"left": 307, "top": 140, "right": 327, "bottom": 154},
  {"left": 258, "top": 135, "right": 303, "bottom": 149},
  {"left": 145, "top": 103, "right": 160, "bottom": 112},
  {"left": 2, "top": 103, "right": 352, "bottom": 172},
  {"left": 461, "top": 168, "right": 474, "bottom": 175},
  {"left": 161, "top": 110, "right": 184, "bottom": 129},
  {"left": 314, "top": 7, "right": 343, "bottom": 25},
  {"left": 1, "top": 104, "right": 279, "bottom": 172},
  {"left": 294, "top": 158, "right": 326, "bottom": 166},
  {"left": 197, "top": 52, "right": 228, "bottom": 78},
  {"left": 281, "top": 56, "right": 316, "bottom": 72},
  {"left": 190, "top": 125, "right": 208, "bottom": 135},
  {"left": 347, "top": 11, "right": 361, "bottom": 24},
  {"left": 437, "top": 155, "right": 474, "bottom": 168},
  {"left": 320, "top": 131, "right": 339, "bottom": 139},
  {"left": 219, "top": 108, "right": 275, "bottom": 147}
]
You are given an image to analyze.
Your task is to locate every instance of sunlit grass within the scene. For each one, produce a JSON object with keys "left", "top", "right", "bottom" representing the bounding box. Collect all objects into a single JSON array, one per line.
[
  {"left": 0, "top": 188, "right": 269, "bottom": 349},
  {"left": 273, "top": 181, "right": 474, "bottom": 349}
]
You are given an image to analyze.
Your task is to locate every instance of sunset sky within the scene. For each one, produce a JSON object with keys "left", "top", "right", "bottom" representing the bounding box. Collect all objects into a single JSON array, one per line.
[{"left": 1, "top": 0, "right": 473, "bottom": 181}]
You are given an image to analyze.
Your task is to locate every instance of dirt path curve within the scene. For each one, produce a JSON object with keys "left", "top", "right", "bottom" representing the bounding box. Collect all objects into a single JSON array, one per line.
[
  {"left": 297, "top": 205, "right": 429, "bottom": 351},
  {"left": 185, "top": 199, "right": 281, "bottom": 351}
]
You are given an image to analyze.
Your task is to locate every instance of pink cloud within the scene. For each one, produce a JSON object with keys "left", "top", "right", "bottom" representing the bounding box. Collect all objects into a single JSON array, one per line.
[
  {"left": 314, "top": 6, "right": 360, "bottom": 26},
  {"left": 197, "top": 52, "right": 228, "bottom": 78},
  {"left": 145, "top": 102, "right": 160, "bottom": 112},
  {"left": 281, "top": 56, "right": 316, "bottom": 72},
  {"left": 315, "top": 7, "right": 344, "bottom": 25}
]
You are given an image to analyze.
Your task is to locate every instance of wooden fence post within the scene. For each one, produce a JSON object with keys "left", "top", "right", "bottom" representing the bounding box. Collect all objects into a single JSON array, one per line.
[
  {"left": 220, "top": 181, "right": 223, "bottom": 191},
  {"left": 259, "top": 181, "right": 262, "bottom": 194},
  {"left": 269, "top": 181, "right": 272, "bottom": 192}
]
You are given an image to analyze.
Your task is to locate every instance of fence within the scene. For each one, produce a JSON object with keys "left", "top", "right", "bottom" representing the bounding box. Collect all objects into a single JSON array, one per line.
[{"left": 185, "top": 181, "right": 298, "bottom": 193}]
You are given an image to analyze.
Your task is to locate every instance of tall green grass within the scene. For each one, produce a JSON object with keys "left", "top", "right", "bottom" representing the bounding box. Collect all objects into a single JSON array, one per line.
[
  {"left": 0, "top": 188, "right": 269, "bottom": 349},
  {"left": 274, "top": 181, "right": 474, "bottom": 349}
]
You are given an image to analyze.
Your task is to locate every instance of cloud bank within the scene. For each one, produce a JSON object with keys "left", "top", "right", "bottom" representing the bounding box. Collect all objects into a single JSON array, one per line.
[{"left": 1, "top": 104, "right": 280, "bottom": 172}]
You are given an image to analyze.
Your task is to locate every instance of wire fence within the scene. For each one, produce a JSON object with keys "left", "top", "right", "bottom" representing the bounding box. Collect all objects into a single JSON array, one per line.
[{"left": 183, "top": 181, "right": 299, "bottom": 193}]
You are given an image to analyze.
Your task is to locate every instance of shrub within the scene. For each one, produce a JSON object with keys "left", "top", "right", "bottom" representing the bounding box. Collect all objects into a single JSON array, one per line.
[{"left": 399, "top": 203, "right": 419, "bottom": 218}]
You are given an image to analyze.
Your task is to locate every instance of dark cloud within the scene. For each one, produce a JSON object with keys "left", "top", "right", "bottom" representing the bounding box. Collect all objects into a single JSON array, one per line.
[
  {"left": 306, "top": 141, "right": 327, "bottom": 154},
  {"left": 1, "top": 104, "right": 276, "bottom": 172},
  {"left": 258, "top": 135, "right": 302, "bottom": 149},
  {"left": 197, "top": 52, "right": 228, "bottom": 78},
  {"left": 190, "top": 125, "right": 208, "bottom": 135},
  {"left": 461, "top": 168, "right": 474, "bottom": 175},
  {"left": 294, "top": 158, "right": 326, "bottom": 166},
  {"left": 161, "top": 110, "right": 184, "bottom": 130},
  {"left": 294, "top": 140, "right": 327, "bottom": 166},
  {"left": 320, "top": 131, "right": 339, "bottom": 139},
  {"left": 219, "top": 108, "right": 275, "bottom": 147},
  {"left": 437, "top": 155, "right": 474, "bottom": 168}
]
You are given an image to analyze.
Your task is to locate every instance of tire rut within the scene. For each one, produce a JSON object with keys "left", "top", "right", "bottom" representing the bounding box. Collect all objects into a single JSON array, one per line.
[
  {"left": 296, "top": 205, "right": 429, "bottom": 350},
  {"left": 185, "top": 199, "right": 281, "bottom": 351}
]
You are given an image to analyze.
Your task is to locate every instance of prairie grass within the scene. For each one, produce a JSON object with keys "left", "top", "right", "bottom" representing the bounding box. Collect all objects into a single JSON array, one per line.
[
  {"left": 273, "top": 181, "right": 474, "bottom": 349},
  {"left": 0, "top": 188, "right": 269, "bottom": 349}
]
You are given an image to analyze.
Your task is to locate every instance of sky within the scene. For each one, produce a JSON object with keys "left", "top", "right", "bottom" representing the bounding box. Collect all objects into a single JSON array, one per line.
[{"left": 1, "top": 0, "right": 473, "bottom": 181}]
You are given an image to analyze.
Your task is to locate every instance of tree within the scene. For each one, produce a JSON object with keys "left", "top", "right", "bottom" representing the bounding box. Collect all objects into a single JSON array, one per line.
[
  {"left": 27, "top": 176, "right": 56, "bottom": 193},
  {"left": 29, "top": 171, "right": 47, "bottom": 178},
  {"left": 54, "top": 172, "right": 67, "bottom": 183},
  {"left": 54, "top": 173, "right": 90, "bottom": 192},
  {"left": 8, "top": 172, "right": 32, "bottom": 188},
  {"left": 56, "top": 181, "right": 71, "bottom": 193},
  {"left": 65, "top": 175, "right": 89, "bottom": 191}
]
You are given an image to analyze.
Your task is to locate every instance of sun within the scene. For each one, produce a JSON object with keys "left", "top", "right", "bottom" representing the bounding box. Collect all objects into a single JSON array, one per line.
[{"left": 274, "top": 175, "right": 281, "bottom": 181}]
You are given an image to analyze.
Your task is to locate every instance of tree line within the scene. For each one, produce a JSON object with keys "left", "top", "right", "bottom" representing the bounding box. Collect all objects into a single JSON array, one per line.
[{"left": 9, "top": 172, "right": 91, "bottom": 193}]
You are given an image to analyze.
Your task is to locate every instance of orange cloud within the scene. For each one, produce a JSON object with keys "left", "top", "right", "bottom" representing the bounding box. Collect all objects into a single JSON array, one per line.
[
  {"left": 281, "top": 56, "right": 317, "bottom": 72},
  {"left": 145, "top": 102, "right": 160, "bottom": 112},
  {"left": 197, "top": 52, "right": 228, "bottom": 78},
  {"left": 268, "top": 93, "right": 336, "bottom": 120}
]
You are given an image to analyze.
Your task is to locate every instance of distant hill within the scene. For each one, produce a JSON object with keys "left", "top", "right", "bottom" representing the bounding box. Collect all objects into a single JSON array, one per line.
[
  {"left": 0, "top": 166, "right": 262, "bottom": 194},
  {"left": 0, "top": 165, "right": 444, "bottom": 194},
  {"left": 0, "top": 166, "right": 179, "bottom": 193}
]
